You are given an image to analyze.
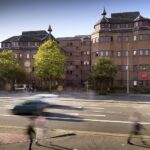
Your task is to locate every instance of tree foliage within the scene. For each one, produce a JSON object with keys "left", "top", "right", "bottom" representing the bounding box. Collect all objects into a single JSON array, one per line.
[
  {"left": 0, "top": 50, "right": 25, "bottom": 82},
  {"left": 34, "top": 40, "right": 66, "bottom": 82},
  {"left": 90, "top": 58, "right": 117, "bottom": 90}
]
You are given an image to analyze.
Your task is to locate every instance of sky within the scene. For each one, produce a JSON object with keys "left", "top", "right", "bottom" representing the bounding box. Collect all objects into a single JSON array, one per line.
[{"left": 1, "top": 0, "right": 150, "bottom": 47}]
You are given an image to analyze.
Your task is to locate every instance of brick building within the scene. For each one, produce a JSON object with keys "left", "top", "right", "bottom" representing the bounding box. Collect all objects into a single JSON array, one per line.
[
  {"left": 91, "top": 9, "right": 150, "bottom": 88},
  {"left": 1, "top": 9, "right": 150, "bottom": 89},
  {"left": 0, "top": 26, "right": 91, "bottom": 88},
  {"left": 57, "top": 36, "right": 91, "bottom": 87}
]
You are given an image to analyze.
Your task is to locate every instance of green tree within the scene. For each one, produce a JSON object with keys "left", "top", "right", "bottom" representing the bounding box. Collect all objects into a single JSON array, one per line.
[
  {"left": 0, "top": 50, "right": 25, "bottom": 89},
  {"left": 90, "top": 58, "right": 117, "bottom": 93},
  {"left": 34, "top": 40, "right": 66, "bottom": 90}
]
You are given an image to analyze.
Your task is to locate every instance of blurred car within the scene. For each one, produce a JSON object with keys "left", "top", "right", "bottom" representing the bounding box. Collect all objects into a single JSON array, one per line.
[
  {"left": 10, "top": 94, "right": 59, "bottom": 115},
  {"left": 12, "top": 100, "right": 50, "bottom": 115}
]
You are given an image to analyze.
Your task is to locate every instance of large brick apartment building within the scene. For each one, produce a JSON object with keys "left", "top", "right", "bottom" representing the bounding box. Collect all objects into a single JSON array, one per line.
[
  {"left": 92, "top": 9, "right": 150, "bottom": 88},
  {"left": 1, "top": 9, "right": 150, "bottom": 88}
]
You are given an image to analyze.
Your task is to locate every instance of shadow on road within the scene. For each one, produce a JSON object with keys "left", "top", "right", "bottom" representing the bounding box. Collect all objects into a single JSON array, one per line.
[
  {"left": 49, "top": 104, "right": 83, "bottom": 111},
  {"left": 128, "top": 142, "right": 150, "bottom": 148},
  {"left": 51, "top": 133, "right": 76, "bottom": 138},
  {"left": 42, "top": 112, "right": 83, "bottom": 122}
]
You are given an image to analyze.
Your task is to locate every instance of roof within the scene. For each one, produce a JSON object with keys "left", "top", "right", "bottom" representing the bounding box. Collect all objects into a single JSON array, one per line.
[
  {"left": 57, "top": 35, "right": 91, "bottom": 41},
  {"left": 1, "top": 30, "right": 51, "bottom": 43},
  {"left": 95, "top": 11, "right": 142, "bottom": 26},
  {"left": 41, "top": 33, "right": 56, "bottom": 41},
  {"left": 111, "top": 11, "right": 140, "bottom": 20}
]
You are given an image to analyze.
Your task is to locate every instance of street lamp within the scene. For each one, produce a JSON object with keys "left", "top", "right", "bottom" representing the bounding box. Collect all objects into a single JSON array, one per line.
[{"left": 127, "top": 43, "right": 130, "bottom": 94}]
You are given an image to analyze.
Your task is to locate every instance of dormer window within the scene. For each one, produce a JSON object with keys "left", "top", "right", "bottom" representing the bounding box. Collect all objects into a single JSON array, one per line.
[
  {"left": 101, "top": 24, "right": 105, "bottom": 28},
  {"left": 135, "top": 22, "right": 139, "bottom": 27}
]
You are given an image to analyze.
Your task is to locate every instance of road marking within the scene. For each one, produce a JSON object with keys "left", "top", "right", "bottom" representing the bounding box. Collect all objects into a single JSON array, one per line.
[
  {"left": 65, "top": 113, "right": 106, "bottom": 117},
  {"left": 93, "top": 111, "right": 122, "bottom": 114},
  {"left": 85, "top": 107, "right": 104, "bottom": 110},
  {"left": 93, "top": 111, "right": 102, "bottom": 113},
  {"left": 0, "top": 97, "right": 11, "bottom": 99},
  {"left": 1, "top": 114, "right": 150, "bottom": 125},
  {"left": 106, "top": 111, "right": 122, "bottom": 114}
]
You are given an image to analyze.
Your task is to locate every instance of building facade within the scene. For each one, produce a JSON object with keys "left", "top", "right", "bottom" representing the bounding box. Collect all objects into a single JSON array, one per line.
[
  {"left": 1, "top": 10, "right": 150, "bottom": 88},
  {"left": 57, "top": 36, "right": 91, "bottom": 87},
  {"left": 91, "top": 9, "right": 150, "bottom": 88},
  {"left": 0, "top": 26, "right": 91, "bottom": 87}
]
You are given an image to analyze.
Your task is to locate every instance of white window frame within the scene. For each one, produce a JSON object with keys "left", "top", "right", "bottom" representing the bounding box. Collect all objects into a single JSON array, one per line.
[
  {"left": 27, "top": 53, "right": 30, "bottom": 59},
  {"left": 133, "top": 50, "right": 137, "bottom": 55},
  {"left": 133, "top": 35, "right": 137, "bottom": 41},
  {"left": 117, "top": 51, "right": 121, "bottom": 57}
]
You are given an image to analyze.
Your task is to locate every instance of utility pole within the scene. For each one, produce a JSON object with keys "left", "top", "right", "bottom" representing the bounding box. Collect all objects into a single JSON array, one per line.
[{"left": 127, "top": 43, "right": 130, "bottom": 94}]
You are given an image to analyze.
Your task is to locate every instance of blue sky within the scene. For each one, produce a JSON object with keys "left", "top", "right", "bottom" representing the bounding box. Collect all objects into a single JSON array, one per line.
[{"left": 0, "top": 0, "right": 150, "bottom": 47}]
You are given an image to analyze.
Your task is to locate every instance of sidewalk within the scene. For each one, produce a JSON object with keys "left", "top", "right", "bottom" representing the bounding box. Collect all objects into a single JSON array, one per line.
[{"left": 1, "top": 129, "right": 150, "bottom": 150}]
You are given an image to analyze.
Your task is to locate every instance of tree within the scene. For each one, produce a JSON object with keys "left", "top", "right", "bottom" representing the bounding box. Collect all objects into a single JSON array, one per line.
[
  {"left": 34, "top": 40, "right": 66, "bottom": 90},
  {"left": 90, "top": 58, "right": 117, "bottom": 92},
  {"left": 0, "top": 50, "right": 25, "bottom": 89}
]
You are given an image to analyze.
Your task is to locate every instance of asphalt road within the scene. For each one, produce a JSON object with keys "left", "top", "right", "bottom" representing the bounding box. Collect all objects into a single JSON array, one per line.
[{"left": 1, "top": 94, "right": 150, "bottom": 138}]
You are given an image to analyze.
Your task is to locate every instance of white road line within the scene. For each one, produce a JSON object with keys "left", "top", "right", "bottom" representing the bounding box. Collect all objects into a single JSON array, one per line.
[
  {"left": 93, "top": 110, "right": 122, "bottom": 114},
  {"left": 106, "top": 111, "right": 122, "bottom": 114},
  {"left": 0, "top": 97, "right": 11, "bottom": 99},
  {"left": 1, "top": 114, "right": 150, "bottom": 125},
  {"left": 85, "top": 107, "right": 104, "bottom": 109},
  {"left": 93, "top": 111, "right": 102, "bottom": 112},
  {"left": 66, "top": 113, "right": 106, "bottom": 117}
]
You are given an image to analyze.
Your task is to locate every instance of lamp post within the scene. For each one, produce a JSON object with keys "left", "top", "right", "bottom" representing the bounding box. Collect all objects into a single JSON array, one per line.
[{"left": 127, "top": 43, "right": 130, "bottom": 94}]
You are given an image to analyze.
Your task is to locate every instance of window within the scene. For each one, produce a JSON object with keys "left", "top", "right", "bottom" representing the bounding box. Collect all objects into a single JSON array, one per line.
[
  {"left": 19, "top": 54, "right": 22, "bottom": 58},
  {"left": 139, "top": 50, "right": 143, "bottom": 55},
  {"left": 133, "top": 35, "right": 137, "bottom": 41},
  {"left": 122, "top": 51, "right": 128, "bottom": 56},
  {"left": 139, "top": 65, "right": 149, "bottom": 71},
  {"left": 93, "top": 38, "right": 96, "bottom": 43},
  {"left": 100, "top": 51, "right": 104, "bottom": 56},
  {"left": 138, "top": 49, "right": 149, "bottom": 56},
  {"left": 35, "top": 42, "right": 38, "bottom": 47},
  {"left": 105, "top": 51, "right": 109, "bottom": 56},
  {"left": 125, "top": 36, "right": 129, "bottom": 42},
  {"left": 27, "top": 53, "right": 30, "bottom": 59},
  {"left": 84, "top": 61, "right": 90, "bottom": 65},
  {"left": 116, "top": 24, "right": 120, "bottom": 29},
  {"left": 133, "top": 50, "right": 137, "bottom": 55},
  {"left": 117, "top": 51, "right": 121, "bottom": 57},
  {"left": 105, "top": 36, "right": 110, "bottom": 42},
  {"left": 133, "top": 65, "right": 138, "bottom": 71},
  {"left": 15, "top": 54, "right": 17, "bottom": 58},
  {"left": 12, "top": 42, "right": 19, "bottom": 47},
  {"left": 135, "top": 22, "right": 139, "bottom": 27},
  {"left": 95, "top": 51, "right": 99, "bottom": 56},
  {"left": 145, "top": 49, "right": 149, "bottom": 55},
  {"left": 87, "top": 51, "right": 90, "bottom": 55},
  {"left": 95, "top": 37, "right": 99, "bottom": 43},
  {"left": 117, "top": 36, "right": 122, "bottom": 42},
  {"left": 100, "top": 37, "right": 104, "bottom": 42},
  {"left": 28, "top": 42, "right": 31, "bottom": 47},
  {"left": 125, "top": 24, "right": 129, "bottom": 28},
  {"left": 139, "top": 34, "right": 149, "bottom": 40}
]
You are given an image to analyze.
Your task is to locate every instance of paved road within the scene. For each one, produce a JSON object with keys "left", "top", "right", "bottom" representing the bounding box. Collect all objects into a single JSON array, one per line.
[{"left": 1, "top": 94, "right": 150, "bottom": 136}]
